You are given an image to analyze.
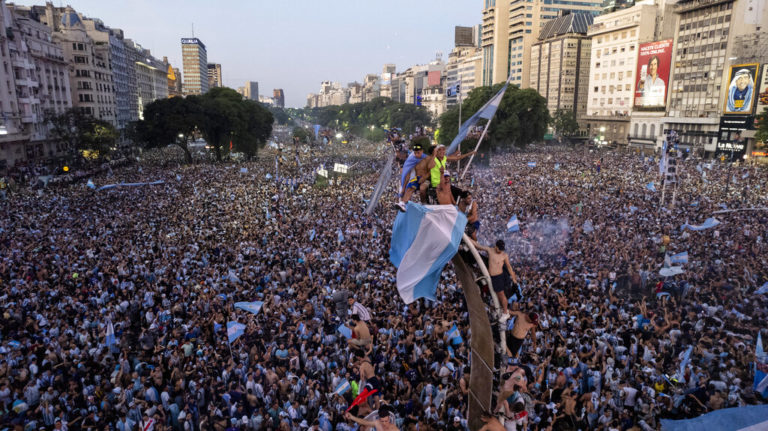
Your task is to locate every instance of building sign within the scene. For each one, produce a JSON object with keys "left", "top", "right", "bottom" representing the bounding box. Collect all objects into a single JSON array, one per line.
[
  {"left": 716, "top": 116, "right": 752, "bottom": 160},
  {"left": 724, "top": 63, "right": 759, "bottom": 115},
  {"left": 427, "top": 71, "right": 441, "bottom": 87},
  {"left": 634, "top": 40, "right": 672, "bottom": 111}
]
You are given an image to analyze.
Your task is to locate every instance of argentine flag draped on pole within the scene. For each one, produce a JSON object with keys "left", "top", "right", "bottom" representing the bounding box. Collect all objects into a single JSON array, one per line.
[
  {"left": 331, "top": 379, "right": 351, "bottom": 397},
  {"left": 389, "top": 203, "right": 467, "bottom": 304},
  {"left": 234, "top": 301, "right": 264, "bottom": 316},
  {"left": 105, "top": 320, "right": 116, "bottom": 352},
  {"left": 446, "top": 76, "right": 513, "bottom": 155},
  {"left": 507, "top": 215, "right": 520, "bottom": 232},
  {"left": 670, "top": 251, "right": 688, "bottom": 265},
  {"left": 227, "top": 321, "right": 246, "bottom": 344},
  {"left": 755, "top": 332, "right": 768, "bottom": 397}
]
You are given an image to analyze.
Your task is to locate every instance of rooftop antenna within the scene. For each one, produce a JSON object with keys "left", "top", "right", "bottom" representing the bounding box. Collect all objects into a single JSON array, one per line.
[{"left": 191, "top": 23, "right": 194, "bottom": 37}]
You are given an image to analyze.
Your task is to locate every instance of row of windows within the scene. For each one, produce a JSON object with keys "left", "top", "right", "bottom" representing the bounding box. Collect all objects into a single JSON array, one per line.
[{"left": 595, "top": 29, "right": 637, "bottom": 44}]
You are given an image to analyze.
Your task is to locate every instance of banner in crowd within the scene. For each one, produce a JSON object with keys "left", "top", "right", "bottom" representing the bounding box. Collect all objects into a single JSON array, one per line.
[
  {"left": 660, "top": 405, "right": 768, "bottom": 431},
  {"left": 634, "top": 40, "right": 673, "bottom": 110}
]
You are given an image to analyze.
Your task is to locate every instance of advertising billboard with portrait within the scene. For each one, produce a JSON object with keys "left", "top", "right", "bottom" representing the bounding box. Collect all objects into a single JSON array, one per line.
[
  {"left": 634, "top": 39, "right": 672, "bottom": 111},
  {"left": 724, "top": 63, "right": 759, "bottom": 115}
]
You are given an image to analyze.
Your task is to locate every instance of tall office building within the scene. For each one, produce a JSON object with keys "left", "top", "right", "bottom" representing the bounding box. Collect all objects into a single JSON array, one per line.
[
  {"left": 273, "top": 89, "right": 285, "bottom": 108},
  {"left": 207, "top": 63, "right": 222, "bottom": 88},
  {"left": 529, "top": 13, "right": 594, "bottom": 129},
  {"left": 482, "top": 0, "right": 601, "bottom": 87},
  {"left": 239, "top": 81, "right": 258, "bottom": 101},
  {"left": 181, "top": 37, "right": 208, "bottom": 95}
]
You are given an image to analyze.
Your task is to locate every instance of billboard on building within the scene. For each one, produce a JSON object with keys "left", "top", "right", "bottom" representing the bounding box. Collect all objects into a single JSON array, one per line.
[
  {"left": 428, "top": 71, "right": 441, "bottom": 87},
  {"left": 724, "top": 63, "right": 759, "bottom": 115},
  {"left": 756, "top": 64, "right": 768, "bottom": 115},
  {"left": 633, "top": 39, "right": 672, "bottom": 111},
  {"left": 381, "top": 73, "right": 392, "bottom": 86}
]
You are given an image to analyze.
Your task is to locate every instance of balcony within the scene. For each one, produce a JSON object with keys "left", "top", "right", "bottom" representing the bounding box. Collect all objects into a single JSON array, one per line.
[{"left": 674, "top": 0, "right": 732, "bottom": 13}]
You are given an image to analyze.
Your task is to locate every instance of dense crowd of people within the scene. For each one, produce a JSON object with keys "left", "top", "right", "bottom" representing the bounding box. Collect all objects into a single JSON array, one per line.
[{"left": 0, "top": 142, "right": 766, "bottom": 431}]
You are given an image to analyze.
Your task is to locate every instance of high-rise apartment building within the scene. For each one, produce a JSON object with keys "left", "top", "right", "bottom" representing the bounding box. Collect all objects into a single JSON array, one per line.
[
  {"left": 0, "top": 1, "right": 72, "bottom": 167},
  {"left": 181, "top": 37, "right": 208, "bottom": 95},
  {"left": 482, "top": 0, "right": 601, "bottom": 87},
  {"left": 584, "top": 3, "right": 657, "bottom": 145},
  {"left": 242, "top": 81, "right": 258, "bottom": 101},
  {"left": 273, "top": 89, "right": 285, "bottom": 108},
  {"left": 207, "top": 63, "right": 222, "bottom": 88},
  {"left": 530, "top": 13, "right": 593, "bottom": 130},
  {"left": 126, "top": 40, "right": 168, "bottom": 120},
  {"left": 446, "top": 46, "right": 482, "bottom": 107},
  {"left": 379, "top": 64, "right": 396, "bottom": 99},
  {"left": 661, "top": 0, "right": 768, "bottom": 155}
]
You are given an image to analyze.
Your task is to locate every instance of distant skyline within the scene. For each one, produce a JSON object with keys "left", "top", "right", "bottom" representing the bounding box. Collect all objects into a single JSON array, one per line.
[{"left": 11, "top": 0, "right": 480, "bottom": 107}]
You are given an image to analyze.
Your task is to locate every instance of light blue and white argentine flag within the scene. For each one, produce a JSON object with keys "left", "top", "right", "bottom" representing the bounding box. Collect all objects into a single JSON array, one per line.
[
  {"left": 234, "top": 301, "right": 264, "bottom": 315},
  {"left": 755, "top": 331, "right": 768, "bottom": 397},
  {"left": 227, "top": 321, "right": 246, "bottom": 344},
  {"left": 670, "top": 252, "right": 688, "bottom": 265},
  {"left": 389, "top": 203, "right": 467, "bottom": 304},
  {"left": 446, "top": 324, "right": 463, "bottom": 345},
  {"left": 681, "top": 217, "right": 720, "bottom": 231},
  {"left": 646, "top": 182, "right": 656, "bottom": 192},
  {"left": 507, "top": 215, "right": 520, "bottom": 233},
  {"left": 445, "top": 76, "right": 512, "bottom": 155},
  {"left": 527, "top": 162, "right": 537, "bottom": 168},
  {"left": 756, "top": 282, "right": 768, "bottom": 295},
  {"left": 105, "top": 321, "right": 116, "bottom": 349},
  {"left": 332, "top": 379, "right": 351, "bottom": 397}
]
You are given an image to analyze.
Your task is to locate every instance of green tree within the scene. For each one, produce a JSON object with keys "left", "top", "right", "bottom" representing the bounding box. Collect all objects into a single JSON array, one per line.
[
  {"left": 46, "top": 108, "right": 118, "bottom": 159},
  {"left": 552, "top": 109, "right": 580, "bottom": 137},
  {"left": 756, "top": 107, "right": 768, "bottom": 144},
  {"left": 133, "top": 96, "right": 199, "bottom": 163},
  {"left": 438, "top": 84, "right": 550, "bottom": 150},
  {"left": 292, "top": 126, "right": 310, "bottom": 143},
  {"left": 303, "top": 97, "right": 432, "bottom": 138},
  {"left": 233, "top": 99, "right": 273, "bottom": 160}
]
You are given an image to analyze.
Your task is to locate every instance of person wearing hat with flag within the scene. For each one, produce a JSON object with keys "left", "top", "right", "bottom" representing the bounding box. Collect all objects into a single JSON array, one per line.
[{"left": 395, "top": 142, "right": 430, "bottom": 212}]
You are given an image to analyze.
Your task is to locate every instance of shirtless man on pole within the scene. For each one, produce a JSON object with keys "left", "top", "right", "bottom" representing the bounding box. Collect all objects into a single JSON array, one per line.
[
  {"left": 506, "top": 306, "right": 538, "bottom": 359},
  {"left": 345, "top": 404, "right": 400, "bottom": 431},
  {"left": 472, "top": 239, "right": 519, "bottom": 321},
  {"left": 436, "top": 173, "right": 456, "bottom": 205}
]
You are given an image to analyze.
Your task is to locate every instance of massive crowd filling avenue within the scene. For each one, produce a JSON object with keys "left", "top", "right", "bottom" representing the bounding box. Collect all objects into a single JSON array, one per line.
[{"left": 1, "top": 140, "right": 767, "bottom": 431}]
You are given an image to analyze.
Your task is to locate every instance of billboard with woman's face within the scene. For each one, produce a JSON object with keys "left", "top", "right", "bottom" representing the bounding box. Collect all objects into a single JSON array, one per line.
[
  {"left": 724, "top": 63, "right": 759, "bottom": 115},
  {"left": 634, "top": 40, "right": 672, "bottom": 110}
]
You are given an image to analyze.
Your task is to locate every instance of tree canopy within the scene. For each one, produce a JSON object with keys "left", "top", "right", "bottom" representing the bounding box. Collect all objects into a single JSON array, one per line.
[
  {"left": 134, "top": 88, "right": 273, "bottom": 162},
  {"left": 437, "top": 84, "right": 550, "bottom": 152},
  {"left": 552, "top": 109, "right": 580, "bottom": 138},
  {"left": 46, "top": 108, "right": 118, "bottom": 160},
  {"left": 305, "top": 97, "right": 432, "bottom": 137}
]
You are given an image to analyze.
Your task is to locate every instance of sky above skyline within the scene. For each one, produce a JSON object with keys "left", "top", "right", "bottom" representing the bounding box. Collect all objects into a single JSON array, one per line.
[{"left": 13, "top": 0, "right": 481, "bottom": 107}]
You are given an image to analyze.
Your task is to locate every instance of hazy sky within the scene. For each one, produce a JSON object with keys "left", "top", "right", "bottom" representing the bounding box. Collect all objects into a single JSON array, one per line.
[{"left": 13, "top": 0, "right": 480, "bottom": 107}]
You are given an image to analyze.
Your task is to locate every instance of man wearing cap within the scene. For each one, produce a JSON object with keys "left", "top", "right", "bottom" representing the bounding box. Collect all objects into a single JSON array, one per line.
[
  {"left": 395, "top": 143, "right": 429, "bottom": 212},
  {"left": 507, "top": 307, "right": 538, "bottom": 359},
  {"left": 472, "top": 239, "right": 519, "bottom": 321}
]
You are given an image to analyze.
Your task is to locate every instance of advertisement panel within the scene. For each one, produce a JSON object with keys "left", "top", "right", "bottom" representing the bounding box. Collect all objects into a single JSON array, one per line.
[
  {"left": 381, "top": 73, "right": 392, "bottom": 86},
  {"left": 724, "top": 63, "right": 759, "bottom": 115},
  {"left": 634, "top": 40, "right": 672, "bottom": 110},
  {"left": 427, "top": 71, "right": 441, "bottom": 87},
  {"left": 756, "top": 64, "right": 768, "bottom": 114}
]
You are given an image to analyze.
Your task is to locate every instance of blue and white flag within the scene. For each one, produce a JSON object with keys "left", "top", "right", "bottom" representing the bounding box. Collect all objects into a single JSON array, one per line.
[
  {"left": 583, "top": 220, "right": 594, "bottom": 233},
  {"left": 234, "top": 301, "right": 264, "bottom": 316},
  {"left": 446, "top": 75, "right": 513, "bottom": 155},
  {"left": 681, "top": 217, "right": 721, "bottom": 231},
  {"left": 331, "top": 379, "right": 351, "bottom": 397},
  {"left": 313, "top": 124, "right": 321, "bottom": 138},
  {"left": 755, "top": 332, "right": 768, "bottom": 397},
  {"left": 372, "top": 227, "right": 378, "bottom": 238},
  {"left": 227, "top": 321, "right": 246, "bottom": 344},
  {"left": 659, "top": 140, "right": 668, "bottom": 174},
  {"left": 446, "top": 324, "right": 463, "bottom": 345},
  {"left": 337, "top": 324, "right": 352, "bottom": 339},
  {"left": 646, "top": 182, "right": 657, "bottom": 192},
  {"left": 105, "top": 320, "right": 116, "bottom": 350},
  {"left": 86, "top": 179, "right": 96, "bottom": 189},
  {"left": 309, "top": 228, "right": 316, "bottom": 241},
  {"left": 756, "top": 282, "right": 768, "bottom": 295},
  {"left": 679, "top": 345, "right": 693, "bottom": 380},
  {"left": 389, "top": 203, "right": 467, "bottom": 304},
  {"left": 240, "top": 167, "right": 248, "bottom": 174},
  {"left": 527, "top": 162, "right": 537, "bottom": 168},
  {"left": 507, "top": 215, "right": 520, "bottom": 233},
  {"left": 629, "top": 206, "right": 638, "bottom": 213},
  {"left": 266, "top": 207, "right": 271, "bottom": 220},
  {"left": 554, "top": 163, "right": 560, "bottom": 170},
  {"left": 176, "top": 174, "right": 182, "bottom": 181},
  {"left": 337, "top": 228, "right": 344, "bottom": 243},
  {"left": 670, "top": 252, "right": 688, "bottom": 265}
]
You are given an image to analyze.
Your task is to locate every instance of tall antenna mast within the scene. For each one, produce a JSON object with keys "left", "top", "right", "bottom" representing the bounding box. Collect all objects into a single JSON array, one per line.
[{"left": 191, "top": 23, "right": 195, "bottom": 37}]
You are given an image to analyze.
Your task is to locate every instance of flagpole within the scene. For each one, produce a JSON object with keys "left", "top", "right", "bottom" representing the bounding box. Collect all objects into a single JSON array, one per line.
[
  {"left": 460, "top": 115, "right": 494, "bottom": 180},
  {"left": 456, "top": 80, "right": 463, "bottom": 176}
]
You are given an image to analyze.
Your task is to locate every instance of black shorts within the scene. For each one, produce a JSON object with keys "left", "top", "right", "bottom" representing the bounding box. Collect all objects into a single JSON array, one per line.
[
  {"left": 491, "top": 273, "right": 509, "bottom": 293},
  {"left": 507, "top": 333, "right": 525, "bottom": 356}
]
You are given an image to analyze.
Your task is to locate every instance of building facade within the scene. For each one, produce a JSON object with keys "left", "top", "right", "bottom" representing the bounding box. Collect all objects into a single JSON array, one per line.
[
  {"left": 584, "top": 3, "right": 657, "bottom": 145},
  {"left": 181, "top": 37, "right": 208, "bottom": 95},
  {"left": 529, "top": 13, "right": 593, "bottom": 130},
  {"left": 0, "top": 1, "right": 72, "bottom": 167},
  {"left": 661, "top": 0, "right": 768, "bottom": 155},
  {"left": 126, "top": 39, "right": 168, "bottom": 120},
  {"left": 207, "top": 63, "right": 222, "bottom": 88},
  {"left": 273, "top": 89, "right": 285, "bottom": 108},
  {"left": 482, "top": 0, "right": 601, "bottom": 88}
]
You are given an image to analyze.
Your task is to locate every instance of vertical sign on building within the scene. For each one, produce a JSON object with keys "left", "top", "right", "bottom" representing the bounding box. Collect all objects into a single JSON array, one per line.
[
  {"left": 633, "top": 40, "right": 672, "bottom": 111},
  {"left": 754, "top": 64, "right": 768, "bottom": 157},
  {"left": 723, "top": 63, "right": 759, "bottom": 115}
]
